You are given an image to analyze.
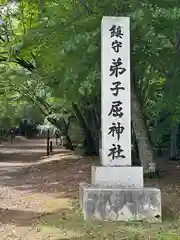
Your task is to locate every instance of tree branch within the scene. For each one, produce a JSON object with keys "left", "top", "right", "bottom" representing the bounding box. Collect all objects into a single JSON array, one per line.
[
  {"left": 13, "top": 57, "right": 35, "bottom": 71},
  {"left": 79, "top": 0, "right": 93, "bottom": 15},
  {"left": 0, "top": 54, "right": 35, "bottom": 71},
  {"left": 0, "top": 36, "right": 5, "bottom": 42}
]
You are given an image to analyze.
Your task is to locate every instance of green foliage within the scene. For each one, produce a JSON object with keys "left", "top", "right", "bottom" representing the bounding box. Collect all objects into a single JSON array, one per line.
[{"left": 1, "top": 0, "right": 180, "bottom": 146}]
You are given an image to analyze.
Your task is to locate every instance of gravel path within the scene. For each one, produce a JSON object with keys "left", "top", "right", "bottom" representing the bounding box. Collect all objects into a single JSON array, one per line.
[{"left": 0, "top": 138, "right": 73, "bottom": 239}]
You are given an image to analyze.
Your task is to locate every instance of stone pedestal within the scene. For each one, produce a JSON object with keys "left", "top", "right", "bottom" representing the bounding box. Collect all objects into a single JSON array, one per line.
[
  {"left": 80, "top": 184, "right": 162, "bottom": 222},
  {"left": 79, "top": 165, "right": 162, "bottom": 222},
  {"left": 79, "top": 182, "right": 87, "bottom": 209},
  {"left": 91, "top": 166, "right": 143, "bottom": 187}
]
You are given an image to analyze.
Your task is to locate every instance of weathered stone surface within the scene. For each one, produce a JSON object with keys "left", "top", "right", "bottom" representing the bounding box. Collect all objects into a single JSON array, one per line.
[
  {"left": 79, "top": 182, "right": 88, "bottom": 209},
  {"left": 82, "top": 184, "right": 161, "bottom": 222},
  {"left": 91, "top": 166, "right": 143, "bottom": 187},
  {"left": 101, "top": 17, "right": 131, "bottom": 167}
]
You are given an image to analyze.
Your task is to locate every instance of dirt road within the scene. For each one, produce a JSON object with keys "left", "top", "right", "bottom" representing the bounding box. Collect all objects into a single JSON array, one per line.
[{"left": 0, "top": 137, "right": 90, "bottom": 239}]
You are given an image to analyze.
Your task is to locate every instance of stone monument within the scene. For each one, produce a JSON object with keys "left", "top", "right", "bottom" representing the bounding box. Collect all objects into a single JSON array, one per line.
[{"left": 79, "top": 16, "right": 162, "bottom": 222}]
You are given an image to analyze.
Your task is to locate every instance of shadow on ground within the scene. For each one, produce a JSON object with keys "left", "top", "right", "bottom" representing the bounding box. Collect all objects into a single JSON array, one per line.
[
  {"left": 0, "top": 137, "right": 180, "bottom": 237},
  {"left": 0, "top": 208, "right": 51, "bottom": 225},
  {"left": 0, "top": 138, "right": 64, "bottom": 163},
  {"left": 0, "top": 137, "right": 92, "bottom": 200},
  {"left": 0, "top": 156, "right": 92, "bottom": 198}
]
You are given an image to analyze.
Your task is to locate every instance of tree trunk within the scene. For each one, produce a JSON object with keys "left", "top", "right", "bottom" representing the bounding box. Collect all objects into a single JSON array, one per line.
[
  {"left": 169, "top": 121, "right": 179, "bottom": 160},
  {"left": 84, "top": 107, "right": 100, "bottom": 154},
  {"left": 60, "top": 117, "right": 74, "bottom": 150},
  {"left": 131, "top": 81, "right": 156, "bottom": 173},
  {"left": 131, "top": 122, "right": 141, "bottom": 166},
  {"left": 72, "top": 103, "right": 97, "bottom": 155},
  {"left": 48, "top": 117, "right": 74, "bottom": 150}
]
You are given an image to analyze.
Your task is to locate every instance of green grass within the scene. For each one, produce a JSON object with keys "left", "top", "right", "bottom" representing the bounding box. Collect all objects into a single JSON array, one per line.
[{"left": 36, "top": 201, "right": 180, "bottom": 240}]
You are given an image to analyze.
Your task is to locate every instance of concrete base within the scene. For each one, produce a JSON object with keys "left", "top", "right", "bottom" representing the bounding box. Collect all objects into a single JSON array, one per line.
[
  {"left": 80, "top": 183, "right": 162, "bottom": 222},
  {"left": 91, "top": 166, "right": 143, "bottom": 187},
  {"left": 79, "top": 182, "right": 88, "bottom": 209}
]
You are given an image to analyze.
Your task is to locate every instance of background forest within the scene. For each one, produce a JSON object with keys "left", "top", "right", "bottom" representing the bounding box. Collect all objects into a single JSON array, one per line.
[{"left": 1, "top": 0, "right": 180, "bottom": 172}]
